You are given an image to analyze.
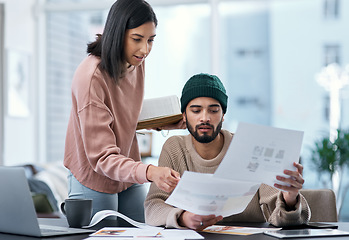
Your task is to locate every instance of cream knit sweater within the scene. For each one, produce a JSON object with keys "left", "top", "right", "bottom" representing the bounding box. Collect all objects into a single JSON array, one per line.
[{"left": 145, "top": 130, "right": 310, "bottom": 228}]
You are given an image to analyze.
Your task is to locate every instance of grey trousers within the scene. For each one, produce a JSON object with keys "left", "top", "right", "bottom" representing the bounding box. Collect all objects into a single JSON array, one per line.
[{"left": 67, "top": 172, "right": 148, "bottom": 223}]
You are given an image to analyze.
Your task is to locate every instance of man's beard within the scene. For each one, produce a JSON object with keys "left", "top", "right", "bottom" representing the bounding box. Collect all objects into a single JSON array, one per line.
[{"left": 186, "top": 119, "right": 223, "bottom": 143}]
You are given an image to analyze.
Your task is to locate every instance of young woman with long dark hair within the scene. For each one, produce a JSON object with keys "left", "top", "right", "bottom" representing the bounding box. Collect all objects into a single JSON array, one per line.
[{"left": 64, "top": 0, "right": 182, "bottom": 223}]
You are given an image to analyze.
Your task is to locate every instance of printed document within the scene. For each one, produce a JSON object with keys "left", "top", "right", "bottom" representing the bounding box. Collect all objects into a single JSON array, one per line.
[
  {"left": 165, "top": 171, "right": 260, "bottom": 217},
  {"left": 165, "top": 122, "right": 304, "bottom": 217},
  {"left": 214, "top": 122, "right": 304, "bottom": 186},
  {"left": 85, "top": 227, "right": 203, "bottom": 240},
  {"left": 84, "top": 210, "right": 162, "bottom": 230}
]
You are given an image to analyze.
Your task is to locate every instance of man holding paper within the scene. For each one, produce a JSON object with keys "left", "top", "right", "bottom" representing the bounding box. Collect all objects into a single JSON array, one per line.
[{"left": 144, "top": 73, "right": 310, "bottom": 230}]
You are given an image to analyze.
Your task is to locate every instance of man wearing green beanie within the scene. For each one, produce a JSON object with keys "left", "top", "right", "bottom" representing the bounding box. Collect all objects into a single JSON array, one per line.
[
  {"left": 145, "top": 73, "right": 310, "bottom": 230},
  {"left": 180, "top": 73, "right": 228, "bottom": 114}
]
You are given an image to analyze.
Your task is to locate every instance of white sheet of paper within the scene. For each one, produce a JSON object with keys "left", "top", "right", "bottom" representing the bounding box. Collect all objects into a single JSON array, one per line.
[
  {"left": 85, "top": 238, "right": 181, "bottom": 240},
  {"left": 85, "top": 237, "right": 182, "bottom": 240},
  {"left": 161, "top": 229, "right": 204, "bottom": 239},
  {"left": 214, "top": 122, "right": 304, "bottom": 187},
  {"left": 165, "top": 122, "right": 304, "bottom": 217},
  {"left": 86, "top": 227, "right": 202, "bottom": 240},
  {"left": 84, "top": 210, "right": 163, "bottom": 231},
  {"left": 138, "top": 95, "right": 180, "bottom": 121},
  {"left": 90, "top": 227, "right": 160, "bottom": 237},
  {"left": 165, "top": 171, "right": 260, "bottom": 217}
]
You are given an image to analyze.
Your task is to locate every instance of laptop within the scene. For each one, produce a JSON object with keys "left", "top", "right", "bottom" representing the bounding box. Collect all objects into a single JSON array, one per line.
[{"left": 0, "top": 166, "right": 95, "bottom": 237}]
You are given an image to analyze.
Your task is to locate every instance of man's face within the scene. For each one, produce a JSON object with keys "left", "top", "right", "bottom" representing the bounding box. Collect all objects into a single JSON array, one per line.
[{"left": 183, "top": 97, "right": 224, "bottom": 143}]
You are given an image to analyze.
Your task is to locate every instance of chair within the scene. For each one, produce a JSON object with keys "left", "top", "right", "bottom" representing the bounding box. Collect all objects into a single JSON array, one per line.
[
  {"left": 300, "top": 189, "right": 338, "bottom": 222},
  {"left": 17, "top": 164, "right": 64, "bottom": 218}
]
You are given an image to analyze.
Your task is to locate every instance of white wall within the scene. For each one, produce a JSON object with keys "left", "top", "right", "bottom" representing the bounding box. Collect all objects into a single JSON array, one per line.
[{"left": 1, "top": 0, "right": 38, "bottom": 166}]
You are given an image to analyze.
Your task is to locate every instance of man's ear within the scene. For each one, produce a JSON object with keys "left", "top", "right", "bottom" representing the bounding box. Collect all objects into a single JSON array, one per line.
[
  {"left": 222, "top": 114, "right": 225, "bottom": 122},
  {"left": 182, "top": 112, "right": 186, "bottom": 122}
]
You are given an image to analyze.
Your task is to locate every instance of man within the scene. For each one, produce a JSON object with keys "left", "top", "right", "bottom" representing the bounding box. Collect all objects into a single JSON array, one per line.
[{"left": 144, "top": 73, "right": 310, "bottom": 230}]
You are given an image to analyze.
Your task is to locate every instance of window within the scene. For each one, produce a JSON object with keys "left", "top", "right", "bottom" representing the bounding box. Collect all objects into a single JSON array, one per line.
[
  {"left": 219, "top": 1, "right": 271, "bottom": 128},
  {"left": 45, "top": 10, "right": 106, "bottom": 162},
  {"left": 44, "top": 4, "right": 210, "bottom": 161},
  {"left": 146, "top": 4, "right": 210, "bottom": 99},
  {"left": 324, "top": 0, "right": 340, "bottom": 19},
  {"left": 324, "top": 44, "right": 341, "bottom": 66},
  {"left": 40, "top": 0, "right": 349, "bottom": 199},
  {"left": 0, "top": 3, "right": 4, "bottom": 165}
]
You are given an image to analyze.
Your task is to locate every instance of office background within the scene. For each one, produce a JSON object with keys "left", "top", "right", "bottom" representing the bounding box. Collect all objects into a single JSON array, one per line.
[{"left": 0, "top": 0, "right": 348, "bottom": 220}]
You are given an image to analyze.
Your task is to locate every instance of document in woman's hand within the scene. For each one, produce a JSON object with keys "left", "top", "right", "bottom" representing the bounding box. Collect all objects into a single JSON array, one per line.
[{"left": 165, "top": 171, "right": 260, "bottom": 217}]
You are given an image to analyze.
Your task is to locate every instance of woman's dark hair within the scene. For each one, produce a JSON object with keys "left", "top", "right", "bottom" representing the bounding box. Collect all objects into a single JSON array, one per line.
[{"left": 87, "top": 0, "right": 157, "bottom": 84}]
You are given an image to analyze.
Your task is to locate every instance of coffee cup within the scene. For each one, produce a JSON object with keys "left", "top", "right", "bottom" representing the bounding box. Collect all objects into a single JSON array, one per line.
[{"left": 60, "top": 199, "right": 93, "bottom": 228}]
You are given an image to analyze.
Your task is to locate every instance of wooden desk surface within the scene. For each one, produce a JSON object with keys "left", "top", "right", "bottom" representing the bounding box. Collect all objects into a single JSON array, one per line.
[{"left": 0, "top": 219, "right": 348, "bottom": 240}]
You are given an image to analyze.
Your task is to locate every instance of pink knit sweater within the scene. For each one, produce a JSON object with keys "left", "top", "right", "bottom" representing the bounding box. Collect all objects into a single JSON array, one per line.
[{"left": 64, "top": 55, "right": 149, "bottom": 194}]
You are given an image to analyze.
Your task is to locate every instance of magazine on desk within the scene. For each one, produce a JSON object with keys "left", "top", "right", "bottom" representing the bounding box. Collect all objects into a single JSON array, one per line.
[
  {"left": 82, "top": 211, "right": 203, "bottom": 239},
  {"left": 137, "top": 95, "right": 182, "bottom": 130},
  {"left": 85, "top": 227, "right": 203, "bottom": 239},
  {"left": 165, "top": 122, "right": 304, "bottom": 217},
  {"left": 202, "top": 225, "right": 281, "bottom": 236}
]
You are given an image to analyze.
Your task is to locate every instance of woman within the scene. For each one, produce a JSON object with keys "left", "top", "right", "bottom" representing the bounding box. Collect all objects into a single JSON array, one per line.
[{"left": 63, "top": 0, "right": 181, "bottom": 223}]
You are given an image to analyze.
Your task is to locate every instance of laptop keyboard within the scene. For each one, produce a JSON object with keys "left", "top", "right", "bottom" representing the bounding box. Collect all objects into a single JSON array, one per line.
[
  {"left": 41, "top": 227, "right": 67, "bottom": 233},
  {"left": 38, "top": 224, "right": 95, "bottom": 235},
  {"left": 39, "top": 225, "right": 70, "bottom": 233}
]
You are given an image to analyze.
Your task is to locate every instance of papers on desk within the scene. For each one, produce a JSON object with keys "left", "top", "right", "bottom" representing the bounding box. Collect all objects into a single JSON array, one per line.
[
  {"left": 165, "top": 122, "right": 304, "bottom": 217},
  {"left": 203, "top": 225, "right": 281, "bottom": 235},
  {"left": 84, "top": 227, "right": 203, "bottom": 240},
  {"left": 84, "top": 210, "right": 162, "bottom": 230},
  {"left": 82, "top": 211, "right": 203, "bottom": 239}
]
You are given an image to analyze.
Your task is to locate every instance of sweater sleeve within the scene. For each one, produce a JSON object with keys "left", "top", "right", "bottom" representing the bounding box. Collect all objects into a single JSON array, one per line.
[
  {"left": 144, "top": 137, "right": 188, "bottom": 228},
  {"left": 259, "top": 184, "right": 311, "bottom": 227},
  {"left": 144, "top": 183, "right": 185, "bottom": 228},
  {"left": 77, "top": 102, "right": 149, "bottom": 184}
]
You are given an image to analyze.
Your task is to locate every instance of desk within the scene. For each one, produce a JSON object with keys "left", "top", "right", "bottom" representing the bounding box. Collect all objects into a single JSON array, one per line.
[{"left": 0, "top": 219, "right": 348, "bottom": 240}]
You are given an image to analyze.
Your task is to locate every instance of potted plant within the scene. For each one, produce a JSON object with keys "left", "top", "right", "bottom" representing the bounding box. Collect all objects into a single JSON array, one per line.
[{"left": 310, "top": 129, "right": 349, "bottom": 215}]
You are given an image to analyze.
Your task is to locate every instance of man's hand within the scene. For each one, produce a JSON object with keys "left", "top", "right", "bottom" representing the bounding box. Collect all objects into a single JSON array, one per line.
[
  {"left": 146, "top": 165, "right": 180, "bottom": 192},
  {"left": 274, "top": 162, "right": 305, "bottom": 209},
  {"left": 178, "top": 211, "right": 223, "bottom": 231}
]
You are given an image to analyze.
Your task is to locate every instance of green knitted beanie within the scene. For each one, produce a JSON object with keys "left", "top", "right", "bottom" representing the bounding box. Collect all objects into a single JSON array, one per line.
[{"left": 180, "top": 73, "right": 228, "bottom": 113}]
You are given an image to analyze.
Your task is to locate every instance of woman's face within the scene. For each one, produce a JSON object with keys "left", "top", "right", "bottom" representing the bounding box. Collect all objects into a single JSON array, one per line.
[{"left": 124, "top": 21, "right": 156, "bottom": 67}]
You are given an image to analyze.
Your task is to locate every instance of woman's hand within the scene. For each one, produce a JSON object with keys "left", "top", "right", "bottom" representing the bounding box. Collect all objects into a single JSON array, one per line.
[
  {"left": 178, "top": 211, "right": 223, "bottom": 231},
  {"left": 146, "top": 165, "right": 180, "bottom": 192},
  {"left": 274, "top": 162, "right": 305, "bottom": 209}
]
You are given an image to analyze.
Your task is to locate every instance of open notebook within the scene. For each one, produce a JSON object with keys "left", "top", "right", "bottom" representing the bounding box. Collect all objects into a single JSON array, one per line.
[{"left": 137, "top": 95, "right": 182, "bottom": 130}]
